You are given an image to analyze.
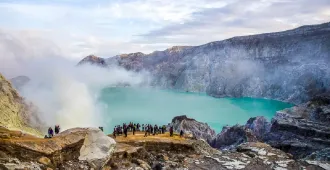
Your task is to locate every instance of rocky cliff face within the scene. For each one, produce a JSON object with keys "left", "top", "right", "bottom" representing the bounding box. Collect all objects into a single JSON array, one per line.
[
  {"left": 211, "top": 125, "right": 258, "bottom": 150},
  {"left": 0, "top": 73, "right": 43, "bottom": 136},
  {"left": 80, "top": 22, "right": 330, "bottom": 104},
  {"left": 211, "top": 94, "right": 330, "bottom": 159},
  {"left": 264, "top": 94, "right": 330, "bottom": 159}
]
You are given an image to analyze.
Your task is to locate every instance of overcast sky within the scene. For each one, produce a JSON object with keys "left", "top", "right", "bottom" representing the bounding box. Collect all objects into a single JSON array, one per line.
[{"left": 0, "top": 0, "right": 330, "bottom": 60}]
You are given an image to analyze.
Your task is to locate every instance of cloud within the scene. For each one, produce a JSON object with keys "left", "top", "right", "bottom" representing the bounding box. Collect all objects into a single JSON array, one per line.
[
  {"left": 0, "top": 27, "right": 149, "bottom": 131},
  {"left": 137, "top": 0, "right": 330, "bottom": 45},
  {"left": 0, "top": 0, "right": 329, "bottom": 61}
]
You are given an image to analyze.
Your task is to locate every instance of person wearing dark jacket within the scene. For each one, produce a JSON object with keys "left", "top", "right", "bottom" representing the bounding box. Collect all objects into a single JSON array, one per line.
[
  {"left": 113, "top": 126, "right": 117, "bottom": 138},
  {"left": 170, "top": 126, "right": 173, "bottom": 137},
  {"left": 48, "top": 127, "right": 54, "bottom": 138},
  {"left": 55, "top": 125, "right": 60, "bottom": 134},
  {"left": 180, "top": 130, "right": 184, "bottom": 137}
]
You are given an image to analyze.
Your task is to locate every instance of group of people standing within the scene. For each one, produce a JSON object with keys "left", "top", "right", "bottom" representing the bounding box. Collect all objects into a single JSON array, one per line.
[
  {"left": 45, "top": 125, "right": 60, "bottom": 138},
  {"left": 143, "top": 124, "right": 167, "bottom": 137},
  {"left": 112, "top": 122, "right": 169, "bottom": 138}
]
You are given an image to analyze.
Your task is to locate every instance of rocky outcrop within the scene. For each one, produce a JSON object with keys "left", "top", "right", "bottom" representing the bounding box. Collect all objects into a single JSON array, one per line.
[
  {"left": 79, "top": 22, "right": 330, "bottom": 104},
  {"left": 78, "top": 128, "right": 116, "bottom": 168},
  {"left": 9, "top": 75, "right": 30, "bottom": 90},
  {"left": 213, "top": 94, "right": 330, "bottom": 159},
  {"left": 245, "top": 116, "right": 271, "bottom": 140},
  {"left": 77, "top": 54, "right": 106, "bottom": 66},
  {"left": 108, "top": 131, "right": 328, "bottom": 170},
  {"left": 0, "top": 73, "right": 43, "bottom": 136},
  {"left": 305, "top": 148, "right": 330, "bottom": 161},
  {"left": 211, "top": 125, "right": 258, "bottom": 150},
  {"left": 170, "top": 115, "right": 216, "bottom": 144},
  {"left": 264, "top": 94, "right": 330, "bottom": 159},
  {"left": 0, "top": 127, "right": 116, "bottom": 169}
]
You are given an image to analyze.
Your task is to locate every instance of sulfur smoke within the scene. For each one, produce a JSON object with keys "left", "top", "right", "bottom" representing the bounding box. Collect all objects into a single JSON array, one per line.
[{"left": 0, "top": 29, "right": 149, "bottom": 131}]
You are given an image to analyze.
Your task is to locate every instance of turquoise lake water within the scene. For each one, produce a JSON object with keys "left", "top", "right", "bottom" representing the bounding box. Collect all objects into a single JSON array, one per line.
[{"left": 99, "top": 87, "right": 293, "bottom": 133}]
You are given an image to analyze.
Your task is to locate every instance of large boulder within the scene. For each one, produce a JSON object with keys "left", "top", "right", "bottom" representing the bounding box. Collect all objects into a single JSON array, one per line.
[
  {"left": 211, "top": 125, "right": 258, "bottom": 150},
  {"left": 78, "top": 128, "right": 116, "bottom": 168},
  {"left": 0, "top": 127, "right": 116, "bottom": 169},
  {"left": 245, "top": 116, "right": 271, "bottom": 140},
  {"left": 170, "top": 115, "right": 216, "bottom": 144}
]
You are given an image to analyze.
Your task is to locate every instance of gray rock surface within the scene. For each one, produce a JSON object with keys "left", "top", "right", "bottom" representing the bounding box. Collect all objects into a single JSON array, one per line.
[
  {"left": 264, "top": 94, "right": 330, "bottom": 159},
  {"left": 78, "top": 128, "right": 116, "bottom": 169},
  {"left": 214, "top": 94, "right": 330, "bottom": 159},
  {"left": 245, "top": 116, "right": 271, "bottom": 140},
  {"left": 170, "top": 115, "right": 216, "bottom": 144},
  {"left": 78, "top": 54, "right": 106, "bottom": 66},
  {"left": 305, "top": 148, "right": 330, "bottom": 161},
  {"left": 80, "top": 22, "right": 330, "bottom": 104},
  {"left": 211, "top": 125, "right": 258, "bottom": 150}
]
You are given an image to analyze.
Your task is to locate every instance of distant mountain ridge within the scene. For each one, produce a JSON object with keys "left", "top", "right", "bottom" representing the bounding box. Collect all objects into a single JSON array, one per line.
[{"left": 79, "top": 22, "right": 330, "bottom": 104}]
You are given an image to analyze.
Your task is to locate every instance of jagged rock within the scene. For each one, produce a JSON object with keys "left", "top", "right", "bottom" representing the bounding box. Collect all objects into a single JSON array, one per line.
[
  {"left": 304, "top": 160, "right": 330, "bottom": 170},
  {"left": 0, "top": 73, "right": 43, "bottom": 136},
  {"left": 305, "top": 148, "right": 330, "bottom": 161},
  {"left": 170, "top": 115, "right": 216, "bottom": 144},
  {"left": 264, "top": 94, "right": 330, "bottom": 158},
  {"left": 0, "top": 127, "right": 116, "bottom": 169},
  {"left": 0, "top": 162, "right": 43, "bottom": 170},
  {"left": 108, "top": 130, "right": 327, "bottom": 170},
  {"left": 211, "top": 125, "right": 258, "bottom": 150},
  {"left": 245, "top": 116, "right": 271, "bottom": 140},
  {"left": 9, "top": 75, "right": 30, "bottom": 90}
]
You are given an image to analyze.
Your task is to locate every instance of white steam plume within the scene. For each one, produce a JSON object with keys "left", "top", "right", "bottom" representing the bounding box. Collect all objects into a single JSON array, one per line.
[{"left": 0, "top": 29, "right": 149, "bottom": 131}]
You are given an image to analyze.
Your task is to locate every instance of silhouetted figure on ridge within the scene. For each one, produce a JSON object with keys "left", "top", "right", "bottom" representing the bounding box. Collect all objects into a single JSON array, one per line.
[
  {"left": 133, "top": 124, "right": 136, "bottom": 135},
  {"left": 55, "top": 125, "right": 60, "bottom": 134},
  {"left": 113, "top": 126, "right": 116, "bottom": 138},
  {"left": 180, "top": 130, "right": 184, "bottom": 138},
  {"left": 48, "top": 127, "right": 54, "bottom": 138},
  {"left": 144, "top": 125, "right": 149, "bottom": 137},
  {"left": 170, "top": 126, "right": 173, "bottom": 137}
]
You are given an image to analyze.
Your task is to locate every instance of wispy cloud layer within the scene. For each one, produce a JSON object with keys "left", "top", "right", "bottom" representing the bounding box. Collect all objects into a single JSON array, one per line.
[{"left": 0, "top": 0, "right": 329, "bottom": 61}]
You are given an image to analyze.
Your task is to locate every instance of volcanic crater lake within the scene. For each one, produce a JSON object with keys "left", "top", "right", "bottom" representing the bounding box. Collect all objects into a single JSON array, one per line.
[{"left": 99, "top": 87, "right": 293, "bottom": 133}]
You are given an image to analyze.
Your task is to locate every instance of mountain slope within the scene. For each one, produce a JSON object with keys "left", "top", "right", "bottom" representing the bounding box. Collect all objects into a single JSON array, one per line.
[
  {"left": 79, "top": 22, "right": 330, "bottom": 104},
  {"left": 0, "top": 73, "right": 43, "bottom": 136}
]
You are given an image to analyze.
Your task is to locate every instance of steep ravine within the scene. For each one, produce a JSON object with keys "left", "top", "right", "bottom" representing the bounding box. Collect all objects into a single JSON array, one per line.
[{"left": 80, "top": 22, "right": 330, "bottom": 104}]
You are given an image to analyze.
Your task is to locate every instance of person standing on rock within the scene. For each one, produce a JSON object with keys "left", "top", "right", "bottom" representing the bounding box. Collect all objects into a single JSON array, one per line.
[
  {"left": 153, "top": 125, "right": 156, "bottom": 135},
  {"left": 170, "top": 126, "right": 173, "bottom": 137},
  {"left": 55, "top": 125, "right": 60, "bottom": 134},
  {"left": 180, "top": 130, "right": 184, "bottom": 138},
  {"left": 144, "top": 125, "right": 148, "bottom": 137},
  {"left": 124, "top": 124, "right": 128, "bottom": 137},
  {"left": 133, "top": 124, "right": 136, "bottom": 135},
  {"left": 48, "top": 127, "right": 54, "bottom": 138},
  {"left": 113, "top": 126, "right": 117, "bottom": 138}
]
